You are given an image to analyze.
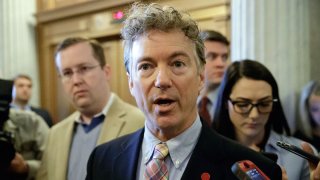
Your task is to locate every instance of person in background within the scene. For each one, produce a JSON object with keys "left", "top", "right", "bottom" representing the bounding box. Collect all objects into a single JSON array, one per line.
[
  {"left": 36, "top": 37, "right": 145, "bottom": 180},
  {"left": 212, "top": 59, "right": 316, "bottom": 180},
  {"left": 295, "top": 80, "right": 320, "bottom": 151},
  {"left": 197, "top": 30, "right": 230, "bottom": 126},
  {"left": 85, "top": 3, "right": 282, "bottom": 180},
  {"left": 11, "top": 74, "right": 53, "bottom": 127},
  {"left": 0, "top": 78, "right": 48, "bottom": 180}
]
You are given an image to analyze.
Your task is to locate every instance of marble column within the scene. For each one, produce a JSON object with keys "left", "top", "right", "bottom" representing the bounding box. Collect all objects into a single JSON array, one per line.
[
  {"left": 231, "top": 0, "right": 316, "bottom": 132},
  {"left": 0, "top": 0, "right": 39, "bottom": 105}
]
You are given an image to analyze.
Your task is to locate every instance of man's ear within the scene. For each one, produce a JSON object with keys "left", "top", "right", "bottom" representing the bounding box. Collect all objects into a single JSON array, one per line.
[
  {"left": 103, "top": 64, "right": 112, "bottom": 81},
  {"left": 127, "top": 72, "right": 134, "bottom": 96},
  {"left": 198, "top": 69, "right": 205, "bottom": 94}
]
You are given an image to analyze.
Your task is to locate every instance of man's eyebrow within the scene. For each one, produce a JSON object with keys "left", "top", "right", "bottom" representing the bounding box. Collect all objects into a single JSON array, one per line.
[
  {"left": 136, "top": 56, "right": 154, "bottom": 63},
  {"left": 168, "top": 51, "right": 190, "bottom": 60},
  {"left": 62, "top": 63, "right": 90, "bottom": 70}
]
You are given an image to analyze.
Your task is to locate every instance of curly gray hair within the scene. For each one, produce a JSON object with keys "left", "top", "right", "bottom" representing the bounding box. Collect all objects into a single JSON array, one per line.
[{"left": 121, "top": 2, "right": 205, "bottom": 74}]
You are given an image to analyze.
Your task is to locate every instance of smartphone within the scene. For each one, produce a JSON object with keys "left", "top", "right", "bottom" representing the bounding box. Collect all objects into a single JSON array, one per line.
[
  {"left": 276, "top": 141, "right": 320, "bottom": 165},
  {"left": 231, "top": 160, "right": 270, "bottom": 180}
]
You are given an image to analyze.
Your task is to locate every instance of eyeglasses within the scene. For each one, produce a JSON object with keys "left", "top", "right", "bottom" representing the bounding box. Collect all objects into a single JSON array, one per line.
[
  {"left": 228, "top": 98, "right": 278, "bottom": 114},
  {"left": 60, "top": 64, "right": 100, "bottom": 82}
]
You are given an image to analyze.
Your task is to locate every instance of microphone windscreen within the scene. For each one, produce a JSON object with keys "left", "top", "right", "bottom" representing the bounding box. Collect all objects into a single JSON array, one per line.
[{"left": 231, "top": 160, "right": 270, "bottom": 180}]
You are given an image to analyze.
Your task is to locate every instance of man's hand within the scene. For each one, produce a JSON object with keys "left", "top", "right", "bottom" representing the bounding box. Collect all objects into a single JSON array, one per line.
[
  {"left": 9, "top": 153, "right": 28, "bottom": 174},
  {"left": 301, "top": 142, "right": 320, "bottom": 180}
]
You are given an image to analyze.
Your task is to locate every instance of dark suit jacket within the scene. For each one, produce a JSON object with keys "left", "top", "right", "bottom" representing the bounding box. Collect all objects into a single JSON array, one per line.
[
  {"left": 31, "top": 106, "right": 53, "bottom": 127},
  {"left": 86, "top": 122, "right": 282, "bottom": 180}
]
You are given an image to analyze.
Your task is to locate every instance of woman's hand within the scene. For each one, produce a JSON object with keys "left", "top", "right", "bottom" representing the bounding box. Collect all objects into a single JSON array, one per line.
[{"left": 301, "top": 142, "right": 320, "bottom": 180}]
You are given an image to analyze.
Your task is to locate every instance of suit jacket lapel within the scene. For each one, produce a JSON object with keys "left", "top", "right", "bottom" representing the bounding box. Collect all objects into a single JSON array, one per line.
[
  {"left": 97, "top": 95, "right": 126, "bottom": 145},
  {"left": 113, "top": 129, "right": 144, "bottom": 180},
  {"left": 181, "top": 124, "right": 228, "bottom": 180},
  {"left": 55, "top": 114, "right": 77, "bottom": 179}
]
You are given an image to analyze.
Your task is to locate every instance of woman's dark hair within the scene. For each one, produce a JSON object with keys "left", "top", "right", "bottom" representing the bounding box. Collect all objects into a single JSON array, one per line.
[{"left": 212, "top": 59, "right": 291, "bottom": 140}]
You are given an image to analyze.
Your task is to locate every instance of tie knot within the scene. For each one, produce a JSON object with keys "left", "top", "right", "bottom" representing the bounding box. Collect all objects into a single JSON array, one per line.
[
  {"left": 153, "top": 143, "right": 169, "bottom": 160},
  {"left": 201, "top": 96, "right": 210, "bottom": 106}
]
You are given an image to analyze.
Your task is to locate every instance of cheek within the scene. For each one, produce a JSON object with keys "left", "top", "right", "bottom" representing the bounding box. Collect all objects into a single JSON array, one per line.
[
  {"left": 311, "top": 111, "right": 320, "bottom": 124},
  {"left": 131, "top": 81, "right": 147, "bottom": 101},
  {"left": 205, "top": 62, "right": 214, "bottom": 72},
  {"left": 228, "top": 104, "right": 242, "bottom": 126},
  {"left": 63, "top": 83, "right": 72, "bottom": 95}
]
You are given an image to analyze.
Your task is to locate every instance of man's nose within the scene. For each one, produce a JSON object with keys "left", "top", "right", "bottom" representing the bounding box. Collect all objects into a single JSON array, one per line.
[
  {"left": 215, "top": 56, "right": 226, "bottom": 67},
  {"left": 154, "top": 67, "right": 172, "bottom": 89},
  {"left": 70, "top": 71, "right": 84, "bottom": 84}
]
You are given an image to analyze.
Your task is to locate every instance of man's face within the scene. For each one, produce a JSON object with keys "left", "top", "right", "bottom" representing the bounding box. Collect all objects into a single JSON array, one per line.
[
  {"left": 128, "top": 30, "right": 204, "bottom": 138},
  {"left": 13, "top": 78, "right": 32, "bottom": 103},
  {"left": 204, "top": 41, "right": 229, "bottom": 88},
  {"left": 55, "top": 42, "right": 111, "bottom": 113}
]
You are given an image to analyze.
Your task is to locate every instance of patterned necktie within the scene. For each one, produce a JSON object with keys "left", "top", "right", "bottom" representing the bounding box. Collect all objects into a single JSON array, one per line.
[
  {"left": 144, "top": 143, "right": 169, "bottom": 180},
  {"left": 199, "top": 96, "right": 211, "bottom": 126}
]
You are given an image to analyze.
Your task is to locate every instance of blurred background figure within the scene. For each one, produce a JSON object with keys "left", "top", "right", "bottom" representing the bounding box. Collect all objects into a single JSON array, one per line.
[
  {"left": 11, "top": 74, "right": 53, "bottom": 127},
  {"left": 295, "top": 80, "right": 320, "bottom": 151},
  {"left": 213, "top": 59, "right": 315, "bottom": 180},
  {"left": 0, "top": 78, "right": 49, "bottom": 180},
  {"left": 197, "top": 30, "right": 230, "bottom": 126}
]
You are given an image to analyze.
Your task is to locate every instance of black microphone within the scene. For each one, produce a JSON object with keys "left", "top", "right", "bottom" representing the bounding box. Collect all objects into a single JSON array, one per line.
[{"left": 231, "top": 160, "right": 270, "bottom": 180}]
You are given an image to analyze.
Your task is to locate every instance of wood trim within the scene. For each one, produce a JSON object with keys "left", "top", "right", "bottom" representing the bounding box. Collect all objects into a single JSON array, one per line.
[{"left": 36, "top": 0, "right": 135, "bottom": 23}]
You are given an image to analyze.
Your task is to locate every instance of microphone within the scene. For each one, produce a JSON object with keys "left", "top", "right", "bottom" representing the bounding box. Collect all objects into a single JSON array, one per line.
[{"left": 231, "top": 160, "right": 270, "bottom": 180}]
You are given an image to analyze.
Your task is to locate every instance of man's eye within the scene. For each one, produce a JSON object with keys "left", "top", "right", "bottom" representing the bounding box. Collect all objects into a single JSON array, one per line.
[
  {"left": 172, "top": 61, "right": 185, "bottom": 68},
  {"left": 79, "top": 66, "right": 89, "bottom": 72},
  {"left": 205, "top": 53, "right": 218, "bottom": 61},
  {"left": 63, "top": 71, "right": 73, "bottom": 77},
  {"left": 138, "top": 64, "right": 152, "bottom": 71},
  {"left": 222, "top": 54, "right": 229, "bottom": 61}
]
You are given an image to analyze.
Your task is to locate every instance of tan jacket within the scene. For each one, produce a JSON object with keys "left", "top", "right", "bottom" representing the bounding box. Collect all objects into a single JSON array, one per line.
[{"left": 36, "top": 94, "right": 144, "bottom": 180}]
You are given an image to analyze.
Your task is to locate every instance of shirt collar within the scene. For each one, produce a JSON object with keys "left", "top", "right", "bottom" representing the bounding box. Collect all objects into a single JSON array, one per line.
[
  {"left": 207, "top": 89, "right": 219, "bottom": 103},
  {"left": 265, "top": 130, "right": 282, "bottom": 151},
  {"left": 74, "top": 93, "right": 115, "bottom": 124},
  {"left": 143, "top": 115, "right": 202, "bottom": 168},
  {"left": 10, "top": 103, "right": 31, "bottom": 111}
]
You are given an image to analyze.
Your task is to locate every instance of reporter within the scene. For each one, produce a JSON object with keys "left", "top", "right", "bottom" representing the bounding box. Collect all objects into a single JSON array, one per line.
[{"left": 213, "top": 59, "right": 315, "bottom": 180}]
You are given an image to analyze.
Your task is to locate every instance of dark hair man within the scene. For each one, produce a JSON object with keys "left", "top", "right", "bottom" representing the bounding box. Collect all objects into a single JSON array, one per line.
[{"left": 198, "top": 30, "right": 230, "bottom": 125}]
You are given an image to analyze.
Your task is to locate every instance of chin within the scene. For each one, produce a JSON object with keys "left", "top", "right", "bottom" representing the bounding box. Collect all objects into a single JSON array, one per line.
[
  {"left": 156, "top": 116, "right": 178, "bottom": 127},
  {"left": 74, "top": 100, "right": 91, "bottom": 109}
]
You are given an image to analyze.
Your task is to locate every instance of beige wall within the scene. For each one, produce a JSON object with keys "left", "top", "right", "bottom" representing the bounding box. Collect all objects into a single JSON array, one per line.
[{"left": 310, "top": 0, "right": 320, "bottom": 81}]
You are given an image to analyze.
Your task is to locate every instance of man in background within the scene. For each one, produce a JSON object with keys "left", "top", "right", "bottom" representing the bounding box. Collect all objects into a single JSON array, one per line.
[
  {"left": 198, "top": 30, "right": 230, "bottom": 125},
  {"left": 12, "top": 74, "right": 53, "bottom": 127},
  {"left": 37, "top": 37, "right": 144, "bottom": 180}
]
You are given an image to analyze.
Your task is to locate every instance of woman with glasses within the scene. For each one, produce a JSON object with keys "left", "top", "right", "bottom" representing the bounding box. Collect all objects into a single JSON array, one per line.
[{"left": 212, "top": 59, "right": 315, "bottom": 180}]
